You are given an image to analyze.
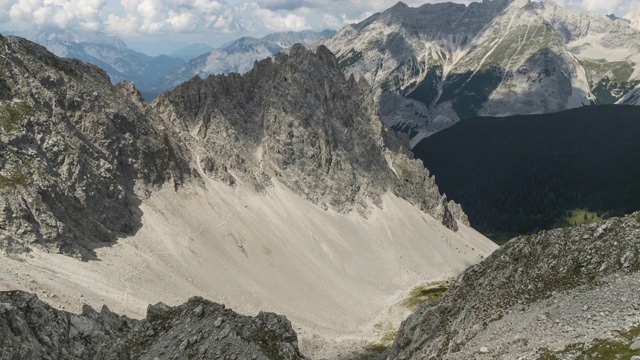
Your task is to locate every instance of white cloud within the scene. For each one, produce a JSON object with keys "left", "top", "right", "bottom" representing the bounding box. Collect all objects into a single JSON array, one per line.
[
  {"left": 0, "top": 0, "right": 639, "bottom": 50},
  {"left": 7, "top": 0, "right": 106, "bottom": 31}
]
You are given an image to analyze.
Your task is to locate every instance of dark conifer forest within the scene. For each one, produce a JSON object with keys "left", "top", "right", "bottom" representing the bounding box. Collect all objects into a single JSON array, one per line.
[{"left": 413, "top": 105, "right": 640, "bottom": 242}]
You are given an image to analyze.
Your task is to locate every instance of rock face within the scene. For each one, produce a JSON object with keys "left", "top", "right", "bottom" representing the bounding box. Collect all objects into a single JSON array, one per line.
[
  {"left": 0, "top": 35, "right": 467, "bottom": 255},
  {"left": 0, "top": 35, "right": 189, "bottom": 259},
  {"left": 435, "top": 194, "right": 458, "bottom": 231},
  {"left": 389, "top": 212, "right": 640, "bottom": 359},
  {"left": 150, "top": 30, "right": 336, "bottom": 94},
  {"left": 0, "top": 291, "right": 303, "bottom": 360},
  {"left": 321, "top": 0, "right": 640, "bottom": 144},
  {"left": 154, "top": 43, "right": 464, "bottom": 227}
]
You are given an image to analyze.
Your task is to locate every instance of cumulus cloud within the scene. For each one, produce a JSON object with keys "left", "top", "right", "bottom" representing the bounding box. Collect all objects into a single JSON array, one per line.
[
  {"left": 6, "top": 0, "right": 106, "bottom": 31},
  {"left": 0, "top": 0, "right": 639, "bottom": 47}
]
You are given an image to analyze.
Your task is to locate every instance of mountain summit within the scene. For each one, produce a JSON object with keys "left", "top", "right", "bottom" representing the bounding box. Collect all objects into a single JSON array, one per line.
[{"left": 321, "top": 0, "right": 640, "bottom": 144}]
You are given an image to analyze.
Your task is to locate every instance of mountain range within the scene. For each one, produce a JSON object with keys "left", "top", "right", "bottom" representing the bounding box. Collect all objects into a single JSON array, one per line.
[
  {"left": 1, "top": 0, "right": 640, "bottom": 358},
  {"left": 26, "top": 30, "right": 187, "bottom": 97},
  {"left": 321, "top": 0, "right": 640, "bottom": 144},
  {"left": 6, "top": 29, "right": 335, "bottom": 102},
  {"left": 148, "top": 29, "right": 337, "bottom": 94},
  {"left": 0, "top": 34, "right": 494, "bottom": 358}
]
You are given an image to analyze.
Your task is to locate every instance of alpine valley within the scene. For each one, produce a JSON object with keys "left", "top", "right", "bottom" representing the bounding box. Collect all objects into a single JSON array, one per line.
[
  {"left": 1, "top": 0, "right": 640, "bottom": 360},
  {"left": 0, "top": 34, "right": 494, "bottom": 358}
]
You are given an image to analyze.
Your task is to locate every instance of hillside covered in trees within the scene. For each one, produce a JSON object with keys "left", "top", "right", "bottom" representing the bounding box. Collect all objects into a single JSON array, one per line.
[{"left": 413, "top": 105, "right": 640, "bottom": 242}]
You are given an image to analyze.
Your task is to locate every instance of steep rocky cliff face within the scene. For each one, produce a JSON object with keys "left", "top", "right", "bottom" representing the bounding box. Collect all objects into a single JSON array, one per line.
[
  {"left": 321, "top": 0, "right": 640, "bottom": 144},
  {"left": 0, "top": 34, "right": 471, "bottom": 257},
  {"left": 0, "top": 291, "right": 303, "bottom": 360},
  {"left": 0, "top": 35, "right": 189, "bottom": 259},
  {"left": 389, "top": 212, "right": 640, "bottom": 359},
  {"left": 154, "top": 44, "right": 464, "bottom": 224}
]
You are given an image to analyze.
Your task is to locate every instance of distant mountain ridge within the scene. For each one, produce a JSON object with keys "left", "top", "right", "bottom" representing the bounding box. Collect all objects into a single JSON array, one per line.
[
  {"left": 149, "top": 29, "right": 336, "bottom": 94},
  {"left": 13, "top": 30, "right": 186, "bottom": 99},
  {"left": 623, "top": 11, "right": 640, "bottom": 30},
  {"left": 321, "top": 0, "right": 640, "bottom": 145}
]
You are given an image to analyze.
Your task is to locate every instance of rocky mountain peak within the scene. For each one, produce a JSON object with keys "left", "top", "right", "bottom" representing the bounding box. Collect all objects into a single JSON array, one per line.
[
  {"left": 624, "top": 11, "right": 640, "bottom": 30},
  {"left": 149, "top": 30, "right": 335, "bottom": 94},
  {"left": 0, "top": 35, "right": 469, "bottom": 257},
  {"left": 389, "top": 1, "right": 409, "bottom": 12},
  {"left": 154, "top": 43, "right": 467, "bottom": 221},
  {"left": 435, "top": 194, "right": 458, "bottom": 231},
  {"left": 321, "top": 0, "right": 640, "bottom": 144},
  {"left": 0, "top": 36, "right": 188, "bottom": 258}
]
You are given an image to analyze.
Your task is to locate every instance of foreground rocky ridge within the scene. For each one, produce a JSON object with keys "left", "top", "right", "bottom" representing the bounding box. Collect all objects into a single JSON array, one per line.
[
  {"left": 0, "top": 291, "right": 303, "bottom": 360},
  {"left": 0, "top": 35, "right": 189, "bottom": 259},
  {"left": 389, "top": 212, "right": 640, "bottom": 359}
]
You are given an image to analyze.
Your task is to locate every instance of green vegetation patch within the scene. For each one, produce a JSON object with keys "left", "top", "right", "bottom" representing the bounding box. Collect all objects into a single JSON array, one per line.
[
  {"left": 0, "top": 166, "right": 28, "bottom": 189},
  {"left": 401, "top": 282, "right": 449, "bottom": 310},
  {"left": 0, "top": 102, "right": 34, "bottom": 133},
  {"left": 337, "top": 49, "right": 364, "bottom": 70},
  {"left": 537, "top": 323, "right": 640, "bottom": 359},
  {"left": 555, "top": 209, "right": 605, "bottom": 228},
  {"left": 363, "top": 322, "right": 398, "bottom": 355},
  {"left": 579, "top": 58, "right": 638, "bottom": 104},
  {"left": 581, "top": 59, "right": 635, "bottom": 86},
  {"left": 48, "top": 57, "right": 80, "bottom": 78}
]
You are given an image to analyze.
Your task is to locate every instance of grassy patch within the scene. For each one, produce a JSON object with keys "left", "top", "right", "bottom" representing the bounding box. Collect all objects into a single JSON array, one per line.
[
  {"left": 364, "top": 322, "right": 397, "bottom": 355},
  {"left": 580, "top": 58, "right": 637, "bottom": 104},
  {"left": 0, "top": 166, "right": 28, "bottom": 189},
  {"left": 537, "top": 324, "right": 640, "bottom": 359},
  {"left": 555, "top": 209, "right": 604, "bottom": 227},
  {"left": 401, "top": 282, "right": 449, "bottom": 310},
  {"left": 338, "top": 49, "right": 364, "bottom": 70},
  {"left": 580, "top": 59, "right": 635, "bottom": 85},
  {"left": 0, "top": 101, "right": 34, "bottom": 133},
  {"left": 49, "top": 57, "right": 79, "bottom": 78}
]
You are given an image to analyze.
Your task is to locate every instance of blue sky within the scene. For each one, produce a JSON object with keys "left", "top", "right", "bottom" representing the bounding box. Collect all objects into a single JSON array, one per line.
[{"left": 0, "top": 0, "right": 638, "bottom": 55}]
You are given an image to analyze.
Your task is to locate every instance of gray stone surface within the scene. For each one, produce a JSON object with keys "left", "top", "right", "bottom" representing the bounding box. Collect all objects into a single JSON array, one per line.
[
  {"left": 388, "top": 212, "right": 640, "bottom": 359},
  {"left": 0, "top": 291, "right": 304, "bottom": 360},
  {"left": 0, "top": 35, "right": 189, "bottom": 259}
]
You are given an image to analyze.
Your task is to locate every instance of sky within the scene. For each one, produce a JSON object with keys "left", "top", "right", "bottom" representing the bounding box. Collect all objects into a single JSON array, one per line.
[{"left": 0, "top": 0, "right": 638, "bottom": 55}]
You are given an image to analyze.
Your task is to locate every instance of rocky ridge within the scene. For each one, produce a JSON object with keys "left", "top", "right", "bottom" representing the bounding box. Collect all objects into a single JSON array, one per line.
[
  {"left": 388, "top": 212, "right": 640, "bottom": 359},
  {"left": 0, "top": 290, "right": 303, "bottom": 360},
  {"left": 0, "top": 35, "right": 189, "bottom": 259},
  {"left": 153, "top": 43, "right": 466, "bottom": 224},
  {"left": 0, "top": 35, "right": 466, "bottom": 260},
  {"left": 321, "top": 0, "right": 640, "bottom": 144}
]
